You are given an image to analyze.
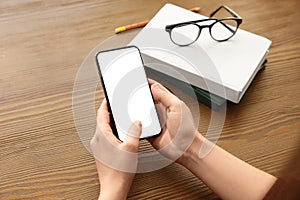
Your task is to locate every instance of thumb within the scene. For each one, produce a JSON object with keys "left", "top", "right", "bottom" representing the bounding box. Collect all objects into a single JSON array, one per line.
[{"left": 124, "top": 121, "right": 142, "bottom": 151}]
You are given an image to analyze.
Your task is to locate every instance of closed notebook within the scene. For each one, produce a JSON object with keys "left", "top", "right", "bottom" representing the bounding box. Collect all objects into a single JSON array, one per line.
[{"left": 129, "top": 3, "right": 271, "bottom": 103}]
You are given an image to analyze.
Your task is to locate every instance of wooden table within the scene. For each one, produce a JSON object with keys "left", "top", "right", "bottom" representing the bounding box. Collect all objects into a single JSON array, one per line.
[{"left": 1, "top": 0, "right": 299, "bottom": 199}]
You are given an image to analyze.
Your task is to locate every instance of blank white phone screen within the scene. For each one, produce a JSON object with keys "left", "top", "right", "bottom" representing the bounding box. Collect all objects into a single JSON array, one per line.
[{"left": 97, "top": 47, "right": 161, "bottom": 141}]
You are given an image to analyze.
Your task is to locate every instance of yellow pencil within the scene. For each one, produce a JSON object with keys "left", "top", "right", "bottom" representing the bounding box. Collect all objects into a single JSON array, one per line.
[
  {"left": 115, "top": 20, "right": 150, "bottom": 33},
  {"left": 189, "top": 7, "right": 201, "bottom": 13},
  {"left": 115, "top": 7, "right": 201, "bottom": 34}
]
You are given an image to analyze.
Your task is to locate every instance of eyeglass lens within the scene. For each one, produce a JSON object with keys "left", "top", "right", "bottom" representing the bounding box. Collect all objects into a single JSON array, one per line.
[
  {"left": 170, "top": 24, "right": 200, "bottom": 46},
  {"left": 210, "top": 19, "right": 238, "bottom": 41}
]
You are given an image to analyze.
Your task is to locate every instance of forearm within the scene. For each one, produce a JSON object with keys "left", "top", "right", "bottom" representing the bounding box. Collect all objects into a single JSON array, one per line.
[
  {"left": 99, "top": 192, "right": 127, "bottom": 200},
  {"left": 98, "top": 175, "right": 133, "bottom": 200},
  {"left": 180, "top": 133, "right": 277, "bottom": 200},
  {"left": 98, "top": 185, "right": 129, "bottom": 200}
]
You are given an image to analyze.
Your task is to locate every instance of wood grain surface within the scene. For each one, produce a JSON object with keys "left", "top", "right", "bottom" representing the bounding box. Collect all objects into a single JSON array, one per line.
[{"left": 0, "top": 0, "right": 299, "bottom": 199}]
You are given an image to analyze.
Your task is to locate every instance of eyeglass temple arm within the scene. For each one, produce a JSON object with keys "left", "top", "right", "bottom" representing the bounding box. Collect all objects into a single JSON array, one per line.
[
  {"left": 220, "top": 21, "right": 235, "bottom": 33},
  {"left": 209, "top": 5, "right": 240, "bottom": 34},
  {"left": 209, "top": 5, "right": 242, "bottom": 19}
]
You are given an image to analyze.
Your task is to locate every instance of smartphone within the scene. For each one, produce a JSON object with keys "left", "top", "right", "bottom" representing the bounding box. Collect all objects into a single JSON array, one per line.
[{"left": 96, "top": 46, "right": 161, "bottom": 141}]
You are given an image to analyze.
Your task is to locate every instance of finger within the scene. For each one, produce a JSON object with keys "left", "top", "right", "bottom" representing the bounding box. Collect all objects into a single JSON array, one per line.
[
  {"left": 151, "top": 83, "right": 181, "bottom": 110},
  {"left": 148, "top": 78, "right": 159, "bottom": 86},
  {"left": 148, "top": 79, "right": 174, "bottom": 93},
  {"left": 97, "top": 99, "right": 110, "bottom": 125},
  {"left": 97, "top": 99, "right": 120, "bottom": 144},
  {"left": 124, "top": 121, "right": 142, "bottom": 151}
]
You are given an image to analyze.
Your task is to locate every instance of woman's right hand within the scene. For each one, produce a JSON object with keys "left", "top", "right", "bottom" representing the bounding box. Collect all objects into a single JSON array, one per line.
[{"left": 148, "top": 79, "right": 202, "bottom": 164}]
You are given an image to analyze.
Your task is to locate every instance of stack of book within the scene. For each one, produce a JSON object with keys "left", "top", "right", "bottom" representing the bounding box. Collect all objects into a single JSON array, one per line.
[{"left": 129, "top": 3, "right": 271, "bottom": 109}]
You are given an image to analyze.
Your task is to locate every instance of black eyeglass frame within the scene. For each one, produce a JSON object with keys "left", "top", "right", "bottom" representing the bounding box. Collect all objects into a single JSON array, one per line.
[{"left": 165, "top": 5, "right": 243, "bottom": 46}]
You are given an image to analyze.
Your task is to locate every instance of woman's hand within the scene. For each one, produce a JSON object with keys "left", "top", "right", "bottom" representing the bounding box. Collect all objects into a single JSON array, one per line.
[
  {"left": 90, "top": 100, "right": 142, "bottom": 200},
  {"left": 148, "top": 79, "right": 199, "bottom": 164}
]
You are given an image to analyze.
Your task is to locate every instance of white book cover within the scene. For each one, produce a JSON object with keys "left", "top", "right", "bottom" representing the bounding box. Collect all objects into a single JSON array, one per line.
[{"left": 129, "top": 3, "right": 271, "bottom": 103}]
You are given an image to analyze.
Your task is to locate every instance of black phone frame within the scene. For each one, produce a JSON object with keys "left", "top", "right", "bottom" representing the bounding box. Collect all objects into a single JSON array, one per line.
[{"left": 95, "top": 45, "right": 162, "bottom": 141}]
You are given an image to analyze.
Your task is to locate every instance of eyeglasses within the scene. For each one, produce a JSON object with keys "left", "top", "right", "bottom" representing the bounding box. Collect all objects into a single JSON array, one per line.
[{"left": 165, "top": 5, "right": 243, "bottom": 46}]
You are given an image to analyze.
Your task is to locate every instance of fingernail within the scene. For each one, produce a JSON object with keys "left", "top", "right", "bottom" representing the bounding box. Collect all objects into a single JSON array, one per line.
[
  {"left": 134, "top": 121, "right": 142, "bottom": 128},
  {"left": 152, "top": 83, "right": 160, "bottom": 90}
]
